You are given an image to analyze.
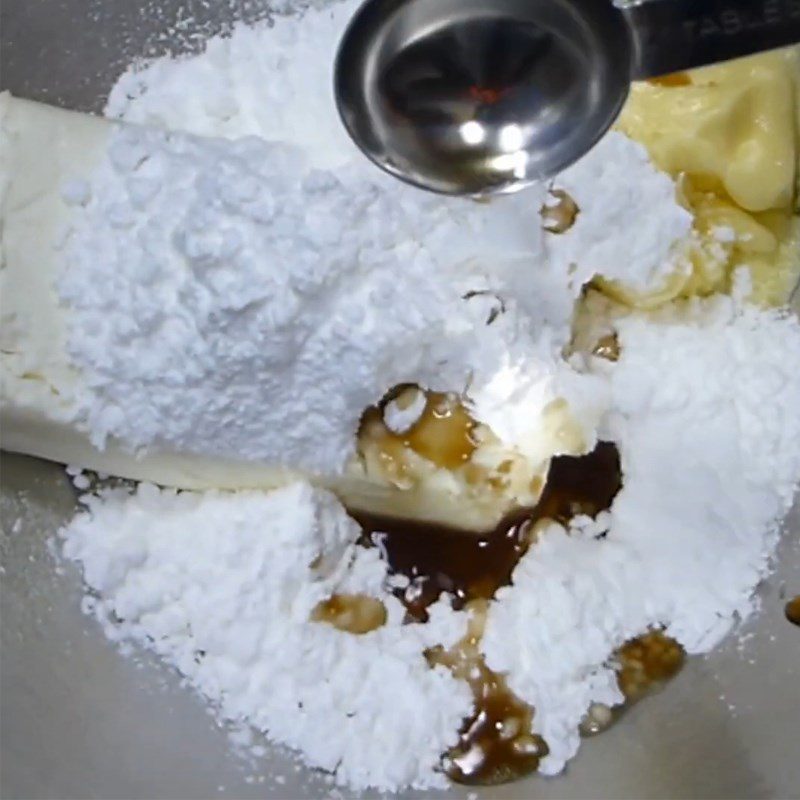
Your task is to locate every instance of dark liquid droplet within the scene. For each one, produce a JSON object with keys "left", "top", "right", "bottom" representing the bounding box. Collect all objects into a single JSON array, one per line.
[
  {"left": 648, "top": 71, "right": 692, "bottom": 87},
  {"left": 785, "top": 595, "right": 800, "bottom": 627},
  {"left": 579, "top": 630, "right": 686, "bottom": 738},
  {"left": 353, "top": 442, "right": 621, "bottom": 620},
  {"left": 351, "top": 442, "right": 621, "bottom": 784},
  {"left": 444, "top": 659, "right": 548, "bottom": 785},
  {"left": 427, "top": 602, "right": 548, "bottom": 786}
]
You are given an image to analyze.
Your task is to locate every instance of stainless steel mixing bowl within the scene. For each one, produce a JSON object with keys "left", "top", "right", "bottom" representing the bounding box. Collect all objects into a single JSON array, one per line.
[{"left": 1, "top": 2, "right": 799, "bottom": 797}]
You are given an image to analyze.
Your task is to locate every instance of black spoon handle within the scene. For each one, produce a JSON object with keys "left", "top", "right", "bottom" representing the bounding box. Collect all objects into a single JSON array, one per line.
[{"left": 621, "top": 0, "right": 800, "bottom": 79}]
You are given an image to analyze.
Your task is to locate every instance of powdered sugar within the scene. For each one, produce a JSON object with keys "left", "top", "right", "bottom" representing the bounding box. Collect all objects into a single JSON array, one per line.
[
  {"left": 36, "top": 0, "right": 800, "bottom": 792},
  {"left": 483, "top": 290, "right": 800, "bottom": 774},
  {"left": 104, "top": 0, "right": 695, "bottom": 301},
  {"left": 59, "top": 283, "right": 800, "bottom": 789},
  {"left": 545, "top": 131, "right": 693, "bottom": 293},
  {"left": 55, "top": 127, "right": 694, "bottom": 473},
  {"left": 58, "top": 120, "right": 576, "bottom": 473},
  {"left": 39, "top": 0, "right": 699, "bottom": 475},
  {"left": 383, "top": 388, "right": 427, "bottom": 434},
  {"left": 105, "top": 0, "right": 366, "bottom": 165},
  {"left": 61, "top": 481, "right": 471, "bottom": 790}
]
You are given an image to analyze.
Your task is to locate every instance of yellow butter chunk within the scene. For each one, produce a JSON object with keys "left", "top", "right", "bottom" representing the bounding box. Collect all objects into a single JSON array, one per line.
[
  {"left": 619, "top": 48, "right": 798, "bottom": 213},
  {"left": 614, "top": 47, "right": 800, "bottom": 307},
  {"left": 744, "top": 217, "right": 800, "bottom": 306},
  {"left": 595, "top": 265, "right": 691, "bottom": 310}
]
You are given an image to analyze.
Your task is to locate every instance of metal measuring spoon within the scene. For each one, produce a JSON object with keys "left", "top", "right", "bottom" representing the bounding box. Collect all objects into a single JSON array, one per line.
[{"left": 335, "top": 0, "right": 800, "bottom": 196}]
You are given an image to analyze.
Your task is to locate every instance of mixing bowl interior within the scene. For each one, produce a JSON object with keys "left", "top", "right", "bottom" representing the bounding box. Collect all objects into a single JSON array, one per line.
[{"left": 1, "top": 2, "right": 799, "bottom": 798}]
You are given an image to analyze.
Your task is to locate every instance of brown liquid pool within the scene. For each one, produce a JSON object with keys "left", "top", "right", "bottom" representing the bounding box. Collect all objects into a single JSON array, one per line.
[{"left": 351, "top": 442, "right": 625, "bottom": 784}]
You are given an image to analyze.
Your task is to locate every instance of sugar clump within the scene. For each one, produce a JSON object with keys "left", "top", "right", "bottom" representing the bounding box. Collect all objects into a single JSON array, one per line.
[
  {"left": 50, "top": 0, "right": 800, "bottom": 792},
  {"left": 61, "top": 482, "right": 471, "bottom": 790}
]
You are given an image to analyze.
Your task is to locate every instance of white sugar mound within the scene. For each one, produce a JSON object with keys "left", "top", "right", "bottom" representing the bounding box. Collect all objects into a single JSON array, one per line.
[
  {"left": 545, "top": 131, "right": 693, "bottom": 293},
  {"left": 59, "top": 121, "right": 570, "bottom": 472},
  {"left": 483, "top": 291, "right": 800, "bottom": 774},
  {"left": 61, "top": 112, "right": 691, "bottom": 473},
  {"left": 52, "top": 0, "right": 800, "bottom": 792},
  {"left": 57, "top": 0, "right": 696, "bottom": 473},
  {"left": 61, "top": 482, "right": 470, "bottom": 791},
  {"left": 62, "top": 287, "right": 800, "bottom": 789},
  {"left": 106, "top": 0, "right": 361, "bottom": 167}
]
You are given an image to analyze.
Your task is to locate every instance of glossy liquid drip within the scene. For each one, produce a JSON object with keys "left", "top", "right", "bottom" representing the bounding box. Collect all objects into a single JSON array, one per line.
[
  {"left": 426, "top": 601, "right": 548, "bottom": 785},
  {"left": 580, "top": 630, "right": 686, "bottom": 737},
  {"left": 311, "top": 594, "right": 387, "bottom": 635},
  {"left": 351, "top": 442, "right": 621, "bottom": 784},
  {"left": 352, "top": 441, "right": 622, "bottom": 621},
  {"left": 785, "top": 595, "right": 800, "bottom": 627}
]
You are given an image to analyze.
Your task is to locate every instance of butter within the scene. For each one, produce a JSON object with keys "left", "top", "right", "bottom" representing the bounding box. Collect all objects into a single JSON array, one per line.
[
  {"left": 1, "top": 94, "right": 106, "bottom": 417},
  {"left": 616, "top": 47, "right": 800, "bottom": 307},
  {"left": 619, "top": 49, "right": 798, "bottom": 213},
  {"left": 2, "top": 70, "right": 798, "bottom": 527},
  {"left": 0, "top": 95, "right": 539, "bottom": 531},
  {"left": 0, "top": 96, "right": 310, "bottom": 494}
]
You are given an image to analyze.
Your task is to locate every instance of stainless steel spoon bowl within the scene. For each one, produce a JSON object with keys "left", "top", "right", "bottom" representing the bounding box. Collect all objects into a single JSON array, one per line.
[{"left": 335, "top": 0, "right": 800, "bottom": 196}]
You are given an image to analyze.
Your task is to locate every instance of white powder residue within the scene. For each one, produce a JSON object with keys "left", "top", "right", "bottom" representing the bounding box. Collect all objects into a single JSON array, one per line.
[
  {"left": 59, "top": 121, "right": 583, "bottom": 473},
  {"left": 383, "top": 387, "right": 427, "bottom": 434},
  {"left": 482, "top": 291, "right": 800, "bottom": 774},
  {"left": 545, "top": 131, "right": 693, "bottom": 293},
  {"left": 45, "top": 0, "right": 800, "bottom": 791},
  {"left": 105, "top": 0, "right": 364, "bottom": 166},
  {"left": 59, "top": 124, "right": 694, "bottom": 475},
  {"left": 61, "top": 481, "right": 471, "bottom": 791},
  {"left": 45, "top": 0, "right": 696, "bottom": 475}
]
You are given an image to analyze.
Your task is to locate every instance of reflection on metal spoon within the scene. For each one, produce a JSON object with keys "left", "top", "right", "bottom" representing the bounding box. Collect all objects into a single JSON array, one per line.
[{"left": 335, "top": 0, "right": 800, "bottom": 196}]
